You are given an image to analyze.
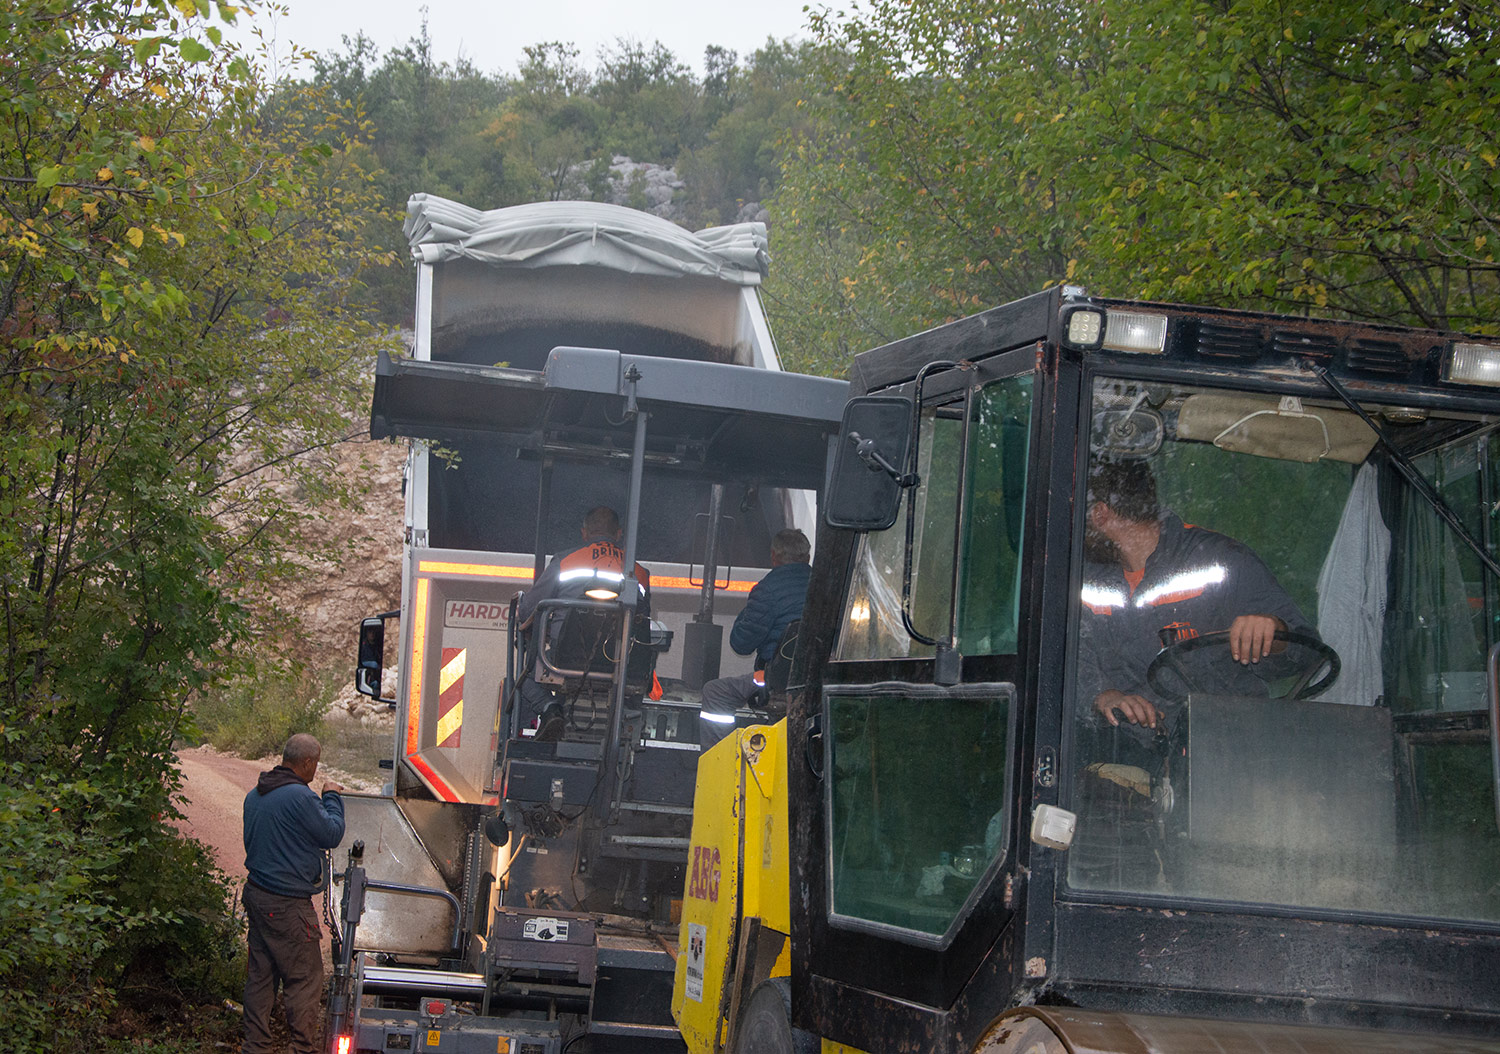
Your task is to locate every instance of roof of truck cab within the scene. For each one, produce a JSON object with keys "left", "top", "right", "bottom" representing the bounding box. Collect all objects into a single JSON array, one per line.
[{"left": 403, "top": 195, "right": 770, "bottom": 286}]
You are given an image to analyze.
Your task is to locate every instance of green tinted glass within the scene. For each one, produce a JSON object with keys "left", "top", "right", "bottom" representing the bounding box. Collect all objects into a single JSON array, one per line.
[
  {"left": 835, "top": 374, "right": 1033, "bottom": 660},
  {"left": 1069, "top": 376, "right": 1500, "bottom": 923},
  {"left": 827, "top": 685, "right": 1013, "bottom": 937},
  {"left": 958, "top": 376, "right": 1032, "bottom": 654}
]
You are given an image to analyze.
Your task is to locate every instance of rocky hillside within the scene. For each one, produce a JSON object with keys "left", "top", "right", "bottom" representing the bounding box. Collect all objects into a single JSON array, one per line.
[
  {"left": 271, "top": 429, "right": 406, "bottom": 714},
  {"left": 576, "top": 155, "right": 769, "bottom": 228}
]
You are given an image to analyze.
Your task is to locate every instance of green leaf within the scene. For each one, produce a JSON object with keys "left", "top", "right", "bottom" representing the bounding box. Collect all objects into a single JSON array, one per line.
[
  {"left": 133, "top": 37, "right": 162, "bottom": 64},
  {"left": 178, "top": 38, "right": 212, "bottom": 63}
]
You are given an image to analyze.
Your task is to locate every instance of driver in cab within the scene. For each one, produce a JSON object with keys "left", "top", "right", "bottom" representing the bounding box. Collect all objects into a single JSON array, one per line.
[{"left": 1078, "top": 457, "right": 1317, "bottom": 733}]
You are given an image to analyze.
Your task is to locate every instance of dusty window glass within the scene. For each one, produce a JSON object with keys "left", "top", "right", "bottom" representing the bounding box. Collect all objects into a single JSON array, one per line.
[
  {"left": 1068, "top": 376, "right": 1500, "bottom": 924},
  {"left": 836, "top": 375, "right": 1033, "bottom": 660},
  {"left": 957, "top": 376, "right": 1032, "bottom": 655}
]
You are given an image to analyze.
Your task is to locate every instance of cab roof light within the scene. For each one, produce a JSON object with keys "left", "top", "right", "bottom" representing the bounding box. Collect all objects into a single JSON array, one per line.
[
  {"left": 1445, "top": 341, "right": 1500, "bottom": 387},
  {"left": 1103, "top": 310, "right": 1169, "bottom": 354},
  {"left": 1061, "top": 305, "right": 1105, "bottom": 350}
]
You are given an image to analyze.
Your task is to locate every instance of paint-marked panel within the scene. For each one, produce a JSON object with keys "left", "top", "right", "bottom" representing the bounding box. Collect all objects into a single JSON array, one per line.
[{"left": 402, "top": 550, "right": 528, "bottom": 803}]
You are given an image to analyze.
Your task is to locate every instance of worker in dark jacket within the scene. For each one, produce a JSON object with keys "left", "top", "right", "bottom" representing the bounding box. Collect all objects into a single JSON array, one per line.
[
  {"left": 1079, "top": 458, "right": 1315, "bottom": 736},
  {"left": 242, "top": 733, "right": 345, "bottom": 1054},
  {"left": 699, "top": 528, "right": 812, "bottom": 750}
]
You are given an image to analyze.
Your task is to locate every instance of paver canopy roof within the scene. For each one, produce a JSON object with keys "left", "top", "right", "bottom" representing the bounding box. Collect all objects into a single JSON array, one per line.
[{"left": 403, "top": 194, "right": 770, "bottom": 286}]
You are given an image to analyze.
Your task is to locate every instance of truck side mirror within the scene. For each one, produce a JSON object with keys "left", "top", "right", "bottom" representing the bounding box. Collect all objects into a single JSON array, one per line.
[
  {"left": 825, "top": 396, "right": 916, "bottom": 531},
  {"left": 355, "top": 614, "right": 398, "bottom": 703}
]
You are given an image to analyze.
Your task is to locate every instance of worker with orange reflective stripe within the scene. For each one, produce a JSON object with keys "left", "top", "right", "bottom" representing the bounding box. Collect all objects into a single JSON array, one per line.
[
  {"left": 515, "top": 507, "right": 651, "bottom": 738},
  {"left": 517, "top": 506, "right": 650, "bottom": 626},
  {"left": 1079, "top": 458, "right": 1313, "bottom": 737}
]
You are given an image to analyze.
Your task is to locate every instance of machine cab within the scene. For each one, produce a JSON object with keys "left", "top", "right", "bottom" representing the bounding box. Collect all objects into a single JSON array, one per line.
[{"left": 790, "top": 289, "right": 1500, "bottom": 1051}]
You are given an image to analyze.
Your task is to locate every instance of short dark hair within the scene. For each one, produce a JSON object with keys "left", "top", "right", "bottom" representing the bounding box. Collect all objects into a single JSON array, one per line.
[
  {"left": 1087, "top": 458, "right": 1159, "bottom": 524},
  {"left": 771, "top": 528, "right": 811, "bottom": 564},
  {"left": 583, "top": 506, "right": 621, "bottom": 538}
]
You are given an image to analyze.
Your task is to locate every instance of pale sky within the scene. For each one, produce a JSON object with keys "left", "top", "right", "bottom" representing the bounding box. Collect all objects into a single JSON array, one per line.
[{"left": 226, "top": 0, "right": 823, "bottom": 80}]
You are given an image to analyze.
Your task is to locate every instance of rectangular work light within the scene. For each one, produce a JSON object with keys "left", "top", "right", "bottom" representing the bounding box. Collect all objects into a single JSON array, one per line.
[
  {"left": 1102, "top": 311, "right": 1169, "bottom": 354},
  {"left": 1445, "top": 341, "right": 1500, "bottom": 387}
]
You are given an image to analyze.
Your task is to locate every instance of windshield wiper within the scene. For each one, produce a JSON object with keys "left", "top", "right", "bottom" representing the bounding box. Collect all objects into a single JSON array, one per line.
[{"left": 1308, "top": 362, "right": 1500, "bottom": 581}]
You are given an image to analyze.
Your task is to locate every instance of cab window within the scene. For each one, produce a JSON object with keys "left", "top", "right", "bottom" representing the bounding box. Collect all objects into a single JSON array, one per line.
[
  {"left": 835, "top": 375, "right": 1032, "bottom": 660},
  {"left": 1068, "top": 376, "right": 1500, "bottom": 924}
]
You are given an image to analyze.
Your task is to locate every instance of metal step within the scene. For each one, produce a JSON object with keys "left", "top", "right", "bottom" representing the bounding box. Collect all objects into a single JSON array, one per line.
[
  {"left": 588, "top": 1020, "right": 683, "bottom": 1039},
  {"left": 362, "top": 964, "right": 488, "bottom": 998},
  {"left": 596, "top": 930, "right": 676, "bottom": 971}
]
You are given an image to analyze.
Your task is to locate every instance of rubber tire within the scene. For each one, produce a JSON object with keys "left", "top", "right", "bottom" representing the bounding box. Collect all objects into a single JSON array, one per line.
[
  {"left": 976, "top": 1015, "right": 1067, "bottom": 1054},
  {"left": 732, "top": 978, "right": 818, "bottom": 1054}
]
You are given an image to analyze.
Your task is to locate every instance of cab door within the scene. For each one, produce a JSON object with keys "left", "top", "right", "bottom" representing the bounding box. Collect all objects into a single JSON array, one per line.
[{"left": 790, "top": 349, "right": 1051, "bottom": 1050}]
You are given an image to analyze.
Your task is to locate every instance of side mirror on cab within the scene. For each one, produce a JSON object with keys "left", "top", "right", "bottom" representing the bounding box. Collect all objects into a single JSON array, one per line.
[
  {"left": 825, "top": 396, "right": 916, "bottom": 532},
  {"left": 355, "top": 612, "right": 399, "bottom": 705}
]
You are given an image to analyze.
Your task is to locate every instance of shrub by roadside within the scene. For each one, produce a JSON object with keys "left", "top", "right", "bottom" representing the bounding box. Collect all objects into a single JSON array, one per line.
[
  {"left": 0, "top": 773, "right": 243, "bottom": 1052},
  {"left": 191, "top": 662, "right": 338, "bottom": 759}
]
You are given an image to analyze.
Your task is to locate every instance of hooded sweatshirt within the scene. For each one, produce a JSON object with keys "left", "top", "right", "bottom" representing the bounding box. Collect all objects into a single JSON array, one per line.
[{"left": 242, "top": 765, "right": 345, "bottom": 898}]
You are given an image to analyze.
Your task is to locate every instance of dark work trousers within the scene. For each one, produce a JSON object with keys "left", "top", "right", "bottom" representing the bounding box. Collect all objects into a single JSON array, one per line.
[
  {"left": 699, "top": 672, "right": 761, "bottom": 751},
  {"left": 242, "top": 881, "right": 325, "bottom": 1054}
]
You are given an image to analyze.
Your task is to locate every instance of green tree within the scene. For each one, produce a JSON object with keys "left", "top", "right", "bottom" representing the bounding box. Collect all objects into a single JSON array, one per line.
[
  {"left": 300, "top": 22, "right": 820, "bottom": 323},
  {"left": 490, "top": 42, "right": 609, "bottom": 202},
  {"left": 0, "top": 0, "right": 388, "bottom": 1039},
  {"left": 591, "top": 39, "right": 704, "bottom": 163},
  {"left": 310, "top": 21, "right": 510, "bottom": 319},
  {"left": 678, "top": 38, "right": 820, "bottom": 228},
  {"left": 771, "top": 0, "right": 1500, "bottom": 374}
]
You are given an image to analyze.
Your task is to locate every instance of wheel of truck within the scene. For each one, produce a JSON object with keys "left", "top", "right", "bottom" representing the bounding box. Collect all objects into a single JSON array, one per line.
[
  {"left": 973, "top": 1014, "right": 1066, "bottom": 1054},
  {"left": 732, "top": 978, "right": 817, "bottom": 1054}
]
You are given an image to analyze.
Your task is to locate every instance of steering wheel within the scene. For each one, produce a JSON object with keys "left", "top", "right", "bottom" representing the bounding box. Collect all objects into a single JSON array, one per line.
[{"left": 1146, "top": 629, "right": 1340, "bottom": 704}]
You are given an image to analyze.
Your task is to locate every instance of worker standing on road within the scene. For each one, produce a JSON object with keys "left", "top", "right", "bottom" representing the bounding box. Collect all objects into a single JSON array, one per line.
[{"left": 241, "top": 733, "right": 345, "bottom": 1054}]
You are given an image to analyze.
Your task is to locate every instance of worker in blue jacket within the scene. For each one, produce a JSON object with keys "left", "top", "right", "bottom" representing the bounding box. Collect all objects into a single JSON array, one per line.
[
  {"left": 699, "top": 528, "right": 812, "bottom": 750},
  {"left": 242, "top": 733, "right": 345, "bottom": 1054}
]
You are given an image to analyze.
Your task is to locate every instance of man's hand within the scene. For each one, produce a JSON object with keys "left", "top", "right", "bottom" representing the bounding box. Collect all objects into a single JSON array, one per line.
[
  {"left": 1228, "top": 614, "right": 1287, "bottom": 665},
  {"left": 322, "top": 780, "right": 344, "bottom": 794},
  {"left": 1093, "top": 690, "right": 1162, "bottom": 729}
]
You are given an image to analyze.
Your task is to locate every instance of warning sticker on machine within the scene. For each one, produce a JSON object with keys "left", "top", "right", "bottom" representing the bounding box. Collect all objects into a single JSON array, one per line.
[
  {"left": 684, "top": 923, "right": 706, "bottom": 1002},
  {"left": 522, "top": 917, "right": 569, "bottom": 942}
]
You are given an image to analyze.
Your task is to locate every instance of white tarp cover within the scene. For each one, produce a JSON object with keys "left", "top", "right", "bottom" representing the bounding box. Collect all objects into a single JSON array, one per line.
[{"left": 404, "top": 194, "right": 769, "bottom": 286}]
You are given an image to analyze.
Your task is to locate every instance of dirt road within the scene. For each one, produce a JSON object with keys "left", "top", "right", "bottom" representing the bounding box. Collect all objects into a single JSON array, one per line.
[
  {"left": 173, "top": 747, "right": 273, "bottom": 879},
  {"left": 173, "top": 745, "right": 366, "bottom": 880}
]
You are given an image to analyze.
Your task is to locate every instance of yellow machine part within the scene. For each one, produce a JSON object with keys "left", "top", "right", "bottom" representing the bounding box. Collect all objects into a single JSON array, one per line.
[{"left": 672, "top": 721, "right": 793, "bottom": 1053}]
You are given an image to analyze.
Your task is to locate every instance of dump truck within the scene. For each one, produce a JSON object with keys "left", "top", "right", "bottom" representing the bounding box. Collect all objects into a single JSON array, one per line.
[
  {"left": 326, "top": 195, "right": 847, "bottom": 1054},
  {"left": 674, "top": 287, "right": 1500, "bottom": 1053}
]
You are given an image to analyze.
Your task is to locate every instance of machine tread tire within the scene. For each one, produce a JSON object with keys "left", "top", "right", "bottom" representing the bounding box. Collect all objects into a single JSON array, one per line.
[
  {"left": 976, "top": 1014, "right": 1067, "bottom": 1054},
  {"left": 732, "top": 978, "right": 817, "bottom": 1054}
]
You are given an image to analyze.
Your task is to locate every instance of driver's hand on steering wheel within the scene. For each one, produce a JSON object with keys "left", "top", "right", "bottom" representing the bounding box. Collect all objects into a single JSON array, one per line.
[
  {"left": 1093, "top": 689, "right": 1162, "bottom": 729},
  {"left": 1228, "top": 614, "right": 1287, "bottom": 665}
]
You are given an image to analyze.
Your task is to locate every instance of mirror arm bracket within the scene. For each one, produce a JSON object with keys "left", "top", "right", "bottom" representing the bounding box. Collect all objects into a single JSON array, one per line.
[{"left": 847, "top": 431, "right": 919, "bottom": 487}]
